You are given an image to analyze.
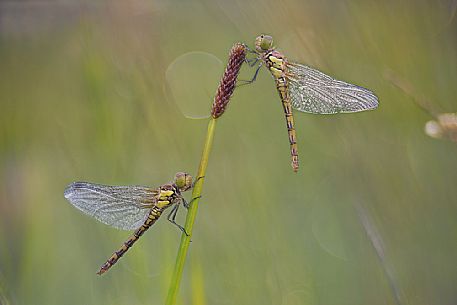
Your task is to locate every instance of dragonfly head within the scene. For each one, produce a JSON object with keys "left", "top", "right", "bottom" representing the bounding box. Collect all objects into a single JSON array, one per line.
[
  {"left": 174, "top": 172, "right": 193, "bottom": 192},
  {"left": 255, "top": 34, "right": 274, "bottom": 52}
]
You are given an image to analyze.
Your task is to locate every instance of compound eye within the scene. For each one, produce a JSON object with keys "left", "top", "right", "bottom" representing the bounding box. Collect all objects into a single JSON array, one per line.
[
  {"left": 174, "top": 172, "right": 186, "bottom": 189},
  {"left": 175, "top": 172, "right": 193, "bottom": 191},
  {"left": 185, "top": 175, "right": 193, "bottom": 190},
  {"left": 260, "top": 36, "right": 272, "bottom": 50}
]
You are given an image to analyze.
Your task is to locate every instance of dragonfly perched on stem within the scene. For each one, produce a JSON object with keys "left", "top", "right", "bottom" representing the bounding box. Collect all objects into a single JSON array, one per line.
[
  {"left": 64, "top": 172, "right": 198, "bottom": 275},
  {"left": 243, "top": 34, "right": 379, "bottom": 172}
]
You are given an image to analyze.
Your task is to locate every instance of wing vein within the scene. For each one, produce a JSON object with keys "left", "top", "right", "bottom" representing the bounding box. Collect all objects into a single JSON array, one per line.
[
  {"left": 286, "top": 63, "right": 378, "bottom": 114},
  {"left": 64, "top": 182, "right": 157, "bottom": 230}
]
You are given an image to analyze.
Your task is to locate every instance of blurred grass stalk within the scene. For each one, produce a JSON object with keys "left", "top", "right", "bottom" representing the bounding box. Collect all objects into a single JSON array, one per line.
[{"left": 165, "top": 43, "right": 246, "bottom": 305}]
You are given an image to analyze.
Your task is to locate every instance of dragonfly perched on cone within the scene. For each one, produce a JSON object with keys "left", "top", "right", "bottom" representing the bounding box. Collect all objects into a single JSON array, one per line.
[
  {"left": 244, "top": 34, "right": 379, "bottom": 172},
  {"left": 64, "top": 172, "right": 198, "bottom": 275}
]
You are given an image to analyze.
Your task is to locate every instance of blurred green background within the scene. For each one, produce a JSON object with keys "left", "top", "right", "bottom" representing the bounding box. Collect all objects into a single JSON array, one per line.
[{"left": 1, "top": 0, "right": 457, "bottom": 304}]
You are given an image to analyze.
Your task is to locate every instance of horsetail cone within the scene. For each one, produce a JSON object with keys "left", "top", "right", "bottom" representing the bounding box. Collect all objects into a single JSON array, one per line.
[{"left": 211, "top": 43, "right": 246, "bottom": 119}]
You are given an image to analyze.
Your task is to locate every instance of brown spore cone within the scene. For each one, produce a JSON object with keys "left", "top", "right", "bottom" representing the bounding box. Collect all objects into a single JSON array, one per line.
[{"left": 211, "top": 43, "right": 246, "bottom": 119}]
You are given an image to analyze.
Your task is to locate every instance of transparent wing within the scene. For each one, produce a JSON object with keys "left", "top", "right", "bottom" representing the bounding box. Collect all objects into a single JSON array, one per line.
[
  {"left": 286, "top": 63, "right": 379, "bottom": 114},
  {"left": 64, "top": 182, "right": 158, "bottom": 230}
]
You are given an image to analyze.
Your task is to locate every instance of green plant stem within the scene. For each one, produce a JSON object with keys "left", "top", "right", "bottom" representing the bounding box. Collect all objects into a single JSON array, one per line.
[{"left": 165, "top": 117, "right": 217, "bottom": 305}]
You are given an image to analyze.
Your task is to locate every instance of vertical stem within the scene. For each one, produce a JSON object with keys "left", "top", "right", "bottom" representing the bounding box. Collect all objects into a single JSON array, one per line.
[
  {"left": 165, "top": 42, "right": 244, "bottom": 305},
  {"left": 165, "top": 118, "right": 216, "bottom": 305}
]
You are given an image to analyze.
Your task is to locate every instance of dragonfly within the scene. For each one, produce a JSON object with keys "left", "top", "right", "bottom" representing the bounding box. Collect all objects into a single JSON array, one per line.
[
  {"left": 64, "top": 172, "right": 195, "bottom": 275},
  {"left": 245, "top": 34, "right": 379, "bottom": 172}
]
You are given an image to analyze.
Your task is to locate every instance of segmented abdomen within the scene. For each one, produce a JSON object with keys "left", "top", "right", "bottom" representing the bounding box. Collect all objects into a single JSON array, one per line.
[
  {"left": 274, "top": 75, "right": 299, "bottom": 172},
  {"left": 97, "top": 206, "right": 163, "bottom": 275}
]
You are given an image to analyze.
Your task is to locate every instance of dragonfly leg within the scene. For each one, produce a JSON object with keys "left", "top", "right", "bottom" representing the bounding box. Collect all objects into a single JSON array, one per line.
[
  {"left": 191, "top": 175, "right": 205, "bottom": 188},
  {"left": 183, "top": 195, "right": 202, "bottom": 209},
  {"left": 243, "top": 45, "right": 257, "bottom": 54},
  {"left": 245, "top": 58, "right": 259, "bottom": 67},
  {"left": 167, "top": 204, "right": 189, "bottom": 236},
  {"left": 237, "top": 63, "right": 262, "bottom": 87}
]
